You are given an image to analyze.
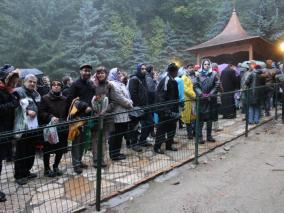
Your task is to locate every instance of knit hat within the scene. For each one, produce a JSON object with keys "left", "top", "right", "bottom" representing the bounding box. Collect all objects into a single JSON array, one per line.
[{"left": 0, "top": 64, "right": 15, "bottom": 80}]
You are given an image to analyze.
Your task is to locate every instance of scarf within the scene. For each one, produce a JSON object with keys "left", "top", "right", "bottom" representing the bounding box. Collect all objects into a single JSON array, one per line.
[
  {"left": 200, "top": 69, "right": 209, "bottom": 76},
  {"left": 108, "top": 68, "right": 121, "bottom": 83}
]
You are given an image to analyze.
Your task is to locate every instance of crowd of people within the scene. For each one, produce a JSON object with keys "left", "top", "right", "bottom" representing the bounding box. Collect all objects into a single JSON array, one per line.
[{"left": 0, "top": 58, "right": 283, "bottom": 202}]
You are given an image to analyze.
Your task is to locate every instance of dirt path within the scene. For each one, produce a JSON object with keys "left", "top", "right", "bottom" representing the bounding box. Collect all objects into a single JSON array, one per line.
[{"left": 106, "top": 121, "right": 284, "bottom": 213}]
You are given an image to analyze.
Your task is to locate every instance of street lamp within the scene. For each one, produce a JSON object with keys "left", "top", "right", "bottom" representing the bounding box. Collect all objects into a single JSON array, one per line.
[{"left": 280, "top": 42, "right": 284, "bottom": 54}]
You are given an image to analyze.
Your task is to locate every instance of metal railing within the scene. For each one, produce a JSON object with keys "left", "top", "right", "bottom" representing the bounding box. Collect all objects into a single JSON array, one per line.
[{"left": 0, "top": 83, "right": 283, "bottom": 212}]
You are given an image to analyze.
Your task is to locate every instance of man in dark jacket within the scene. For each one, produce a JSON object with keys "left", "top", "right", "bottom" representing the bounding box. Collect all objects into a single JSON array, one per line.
[
  {"left": 221, "top": 64, "right": 240, "bottom": 119},
  {"left": 0, "top": 65, "right": 20, "bottom": 201},
  {"left": 62, "top": 76, "right": 73, "bottom": 97},
  {"left": 154, "top": 63, "right": 179, "bottom": 154},
  {"left": 145, "top": 65, "right": 157, "bottom": 136},
  {"left": 262, "top": 60, "right": 277, "bottom": 116},
  {"left": 14, "top": 74, "right": 41, "bottom": 185},
  {"left": 67, "top": 64, "right": 95, "bottom": 174},
  {"left": 128, "top": 63, "right": 151, "bottom": 152},
  {"left": 245, "top": 63, "right": 266, "bottom": 124}
]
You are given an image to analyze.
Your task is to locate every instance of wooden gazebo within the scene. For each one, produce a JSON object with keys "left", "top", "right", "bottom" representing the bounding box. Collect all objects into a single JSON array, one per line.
[{"left": 187, "top": 9, "right": 281, "bottom": 65}]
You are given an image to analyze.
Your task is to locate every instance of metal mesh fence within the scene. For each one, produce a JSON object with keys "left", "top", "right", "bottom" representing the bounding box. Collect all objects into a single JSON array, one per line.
[{"left": 0, "top": 84, "right": 283, "bottom": 212}]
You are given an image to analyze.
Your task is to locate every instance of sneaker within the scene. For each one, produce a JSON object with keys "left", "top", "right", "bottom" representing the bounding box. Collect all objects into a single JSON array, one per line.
[
  {"left": 0, "top": 191, "right": 6, "bottom": 202},
  {"left": 53, "top": 168, "right": 63, "bottom": 176},
  {"left": 15, "top": 178, "right": 28, "bottom": 185},
  {"left": 44, "top": 170, "right": 56, "bottom": 178}
]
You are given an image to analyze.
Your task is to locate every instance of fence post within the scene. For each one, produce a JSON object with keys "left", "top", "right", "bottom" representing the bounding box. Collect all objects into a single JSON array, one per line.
[
  {"left": 282, "top": 92, "right": 284, "bottom": 124},
  {"left": 194, "top": 96, "right": 200, "bottom": 165},
  {"left": 275, "top": 84, "right": 279, "bottom": 120},
  {"left": 96, "top": 116, "right": 103, "bottom": 212},
  {"left": 245, "top": 89, "right": 249, "bottom": 137}
]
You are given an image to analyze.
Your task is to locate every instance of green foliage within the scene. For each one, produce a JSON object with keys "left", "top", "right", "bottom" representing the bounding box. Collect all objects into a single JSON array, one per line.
[
  {"left": 128, "top": 30, "right": 149, "bottom": 73},
  {"left": 0, "top": 0, "right": 284, "bottom": 77}
]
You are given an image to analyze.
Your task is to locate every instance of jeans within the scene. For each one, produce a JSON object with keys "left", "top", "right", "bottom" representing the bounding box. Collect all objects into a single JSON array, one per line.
[
  {"left": 264, "top": 90, "right": 273, "bottom": 114},
  {"left": 249, "top": 105, "right": 260, "bottom": 124},
  {"left": 72, "top": 130, "right": 85, "bottom": 167},
  {"left": 139, "top": 113, "right": 154, "bottom": 145}
]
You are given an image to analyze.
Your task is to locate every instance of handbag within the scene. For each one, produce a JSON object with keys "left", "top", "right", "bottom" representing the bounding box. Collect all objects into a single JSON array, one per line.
[
  {"left": 43, "top": 121, "right": 59, "bottom": 144},
  {"left": 129, "top": 106, "right": 145, "bottom": 120}
]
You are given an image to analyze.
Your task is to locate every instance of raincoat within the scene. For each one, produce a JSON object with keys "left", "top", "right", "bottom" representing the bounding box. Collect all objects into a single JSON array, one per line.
[{"left": 181, "top": 74, "right": 196, "bottom": 124}]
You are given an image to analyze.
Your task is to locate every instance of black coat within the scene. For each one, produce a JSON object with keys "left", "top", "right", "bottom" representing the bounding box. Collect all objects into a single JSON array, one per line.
[
  {"left": 0, "top": 88, "right": 19, "bottom": 159},
  {"left": 66, "top": 78, "right": 96, "bottom": 116},
  {"left": 39, "top": 92, "right": 68, "bottom": 153},
  {"left": 156, "top": 74, "right": 179, "bottom": 119},
  {"left": 128, "top": 75, "right": 148, "bottom": 107},
  {"left": 145, "top": 73, "right": 157, "bottom": 105},
  {"left": 220, "top": 67, "right": 240, "bottom": 118},
  {"left": 245, "top": 70, "right": 266, "bottom": 105},
  {"left": 62, "top": 85, "right": 71, "bottom": 97},
  {"left": 193, "top": 71, "right": 219, "bottom": 121}
]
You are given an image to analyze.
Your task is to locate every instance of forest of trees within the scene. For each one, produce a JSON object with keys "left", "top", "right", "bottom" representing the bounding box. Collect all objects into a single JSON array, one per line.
[{"left": 0, "top": 0, "right": 283, "bottom": 77}]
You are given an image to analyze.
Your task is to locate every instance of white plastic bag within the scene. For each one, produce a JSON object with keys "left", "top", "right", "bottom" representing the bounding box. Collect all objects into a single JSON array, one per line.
[
  {"left": 13, "top": 98, "right": 29, "bottom": 139},
  {"left": 43, "top": 121, "right": 59, "bottom": 144}
]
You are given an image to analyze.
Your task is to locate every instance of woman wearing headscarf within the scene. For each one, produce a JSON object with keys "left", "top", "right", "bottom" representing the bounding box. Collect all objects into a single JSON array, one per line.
[
  {"left": 39, "top": 80, "right": 68, "bottom": 177},
  {"left": 193, "top": 59, "right": 219, "bottom": 143},
  {"left": 108, "top": 68, "right": 133, "bottom": 160},
  {"left": 0, "top": 65, "right": 19, "bottom": 201},
  {"left": 128, "top": 63, "right": 151, "bottom": 151}
]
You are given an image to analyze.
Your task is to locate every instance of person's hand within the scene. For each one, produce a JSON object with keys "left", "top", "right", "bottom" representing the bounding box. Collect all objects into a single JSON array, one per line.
[
  {"left": 51, "top": 117, "right": 59, "bottom": 123},
  {"left": 202, "top": 93, "right": 209, "bottom": 98},
  {"left": 85, "top": 107, "right": 92, "bottom": 114},
  {"left": 27, "top": 110, "right": 36, "bottom": 118}
]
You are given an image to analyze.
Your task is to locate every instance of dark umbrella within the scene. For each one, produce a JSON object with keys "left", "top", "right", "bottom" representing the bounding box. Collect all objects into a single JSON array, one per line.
[{"left": 20, "top": 68, "right": 43, "bottom": 79}]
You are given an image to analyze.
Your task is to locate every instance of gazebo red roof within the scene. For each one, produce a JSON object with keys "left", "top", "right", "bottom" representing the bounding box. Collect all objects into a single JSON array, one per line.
[{"left": 187, "top": 9, "right": 262, "bottom": 51}]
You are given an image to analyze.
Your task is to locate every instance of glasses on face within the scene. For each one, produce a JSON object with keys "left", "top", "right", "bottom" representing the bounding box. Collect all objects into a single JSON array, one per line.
[
  {"left": 52, "top": 84, "right": 62, "bottom": 87},
  {"left": 204, "top": 63, "right": 210, "bottom": 66}
]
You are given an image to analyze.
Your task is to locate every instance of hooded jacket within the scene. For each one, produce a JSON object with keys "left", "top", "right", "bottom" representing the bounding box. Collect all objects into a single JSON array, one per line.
[
  {"left": 108, "top": 68, "right": 133, "bottom": 123},
  {"left": 128, "top": 64, "right": 148, "bottom": 107}
]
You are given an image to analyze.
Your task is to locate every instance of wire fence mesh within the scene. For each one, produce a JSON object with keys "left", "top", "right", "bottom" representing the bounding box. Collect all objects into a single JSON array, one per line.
[{"left": 0, "top": 83, "right": 283, "bottom": 212}]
